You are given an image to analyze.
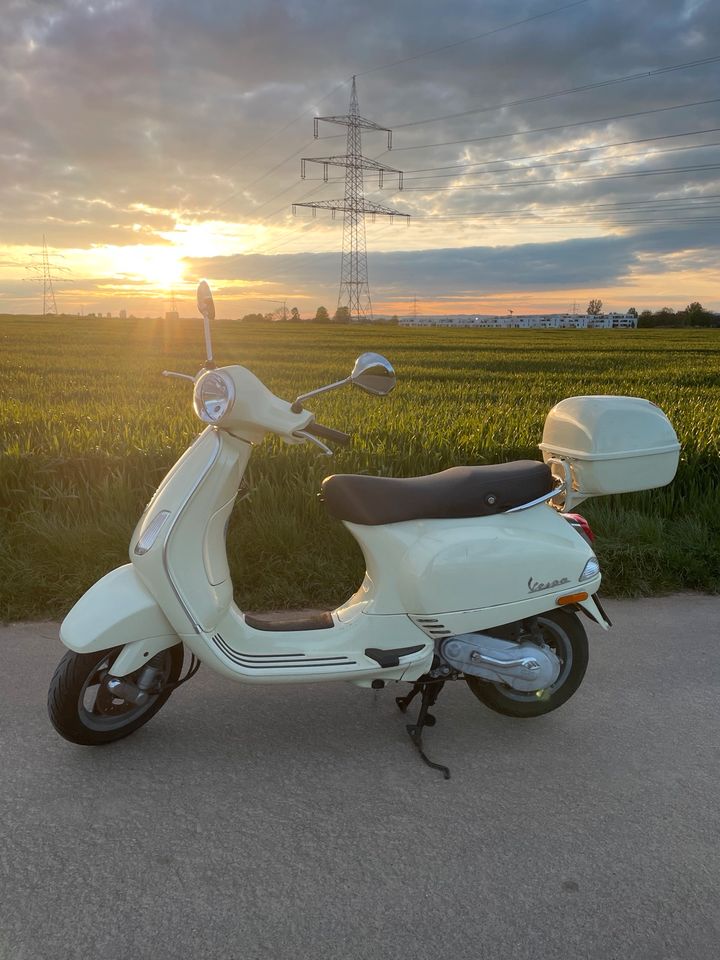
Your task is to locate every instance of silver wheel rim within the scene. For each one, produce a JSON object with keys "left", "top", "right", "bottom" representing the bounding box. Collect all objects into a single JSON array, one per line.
[{"left": 77, "top": 651, "right": 172, "bottom": 732}]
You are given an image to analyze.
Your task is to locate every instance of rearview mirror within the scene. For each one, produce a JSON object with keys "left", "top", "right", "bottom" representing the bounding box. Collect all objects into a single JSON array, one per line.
[
  {"left": 291, "top": 351, "right": 396, "bottom": 412},
  {"left": 197, "top": 280, "right": 215, "bottom": 321},
  {"left": 350, "top": 352, "right": 396, "bottom": 396}
]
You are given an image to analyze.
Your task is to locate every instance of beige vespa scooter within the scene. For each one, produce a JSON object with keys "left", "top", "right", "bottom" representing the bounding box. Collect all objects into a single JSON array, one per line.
[{"left": 48, "top": 282, "right": 680, "bottom": 777}]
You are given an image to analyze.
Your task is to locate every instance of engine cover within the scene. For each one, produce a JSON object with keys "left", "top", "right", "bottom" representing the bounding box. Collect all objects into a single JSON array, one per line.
[{"left": 439, "top": 632, "right": 561, "bottom": 691}]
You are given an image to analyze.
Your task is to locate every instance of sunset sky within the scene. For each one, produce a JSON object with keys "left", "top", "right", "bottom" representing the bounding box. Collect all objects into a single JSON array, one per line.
[{"left": 1, "top": 0, "right": 718, "bottom": 317}]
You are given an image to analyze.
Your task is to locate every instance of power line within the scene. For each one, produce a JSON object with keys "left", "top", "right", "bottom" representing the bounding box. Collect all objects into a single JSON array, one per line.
[
  {"left": 396, "top": 126, "right": 720, "bottom": 174},
  {"left": 432, "top": 215, "right": 720, "bottom": 225},
  {"left": 355, "top": 0, "right": 590, "bottom": 77},
  {"left": 206, "top": 82, "right": 350, "bottom": 189},
  {"left": 409, "top": 193, "right": 720, "bottom": 220},
  {"left": 393, "top": 55, "right": 720, "bottom": 129},
  {"left": 227, "top": 180, "right": 403, "bottom": 260},
  {"left": 311, "top": 138, "right": 720, "bottom": 186},
  {"left": 379, "top": 214, "right": 720, "bottom": 230},
  {"left": 401, "top": 139, "right": 720, "bottom": 183},
  {"left": 388, "top": 161, "right": 720, "bottom": 194},
  {"left": 261, "top": 181, "right": 329, "bottom": 222},
  {"left": 246, "top": 127, "right": 720, "bottom": 219},
  {"left": 412, "top": 211, "right": 720, "bottom": 224},
  {"left": 203, "top": 140, "right": 318, "bottom": 217},
  {"left": 386, "top": 97, "right": 720, "bottom": 152},
  {"left": 200, "top": 3, "right": 595, "bottom": 215}
]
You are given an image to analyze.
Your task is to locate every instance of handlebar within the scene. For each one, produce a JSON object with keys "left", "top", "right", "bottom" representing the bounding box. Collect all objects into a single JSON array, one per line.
[{"left": 305, "top": 421, "right": 352, "bottom": 446}]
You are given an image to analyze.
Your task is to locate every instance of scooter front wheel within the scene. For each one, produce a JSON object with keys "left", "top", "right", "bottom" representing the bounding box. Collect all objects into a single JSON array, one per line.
[
  {"left": 465, "top": 609, "right": 588, "bottom": 718},
  {"left": 48, "top": 645, "right": 184, "bottom": 745}
]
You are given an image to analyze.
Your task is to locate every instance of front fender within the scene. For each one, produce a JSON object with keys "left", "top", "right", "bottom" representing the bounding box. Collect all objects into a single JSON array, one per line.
[{"left": 60, "top": 565, "right": 180, "bottom": 673}]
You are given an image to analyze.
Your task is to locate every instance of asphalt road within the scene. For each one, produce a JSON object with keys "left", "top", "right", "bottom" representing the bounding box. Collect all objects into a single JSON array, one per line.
[{"left": 1, "top": 595, "right": 720, "bottom": 960}]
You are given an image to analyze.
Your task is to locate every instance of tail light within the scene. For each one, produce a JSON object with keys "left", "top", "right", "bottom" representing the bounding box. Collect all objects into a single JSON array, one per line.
[{"left": 563, "top": 512, "right": 595, "bottom": 543}]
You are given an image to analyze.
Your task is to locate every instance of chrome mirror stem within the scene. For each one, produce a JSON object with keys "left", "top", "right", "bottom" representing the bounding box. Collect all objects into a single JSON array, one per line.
[
  {"left": 197, "top": 280, "right": 216, "bottom": 369},
  {"left": 202, "top": 314, "right": 214, "bottom": 367},
  {"left": 291, "top": 377, "right": 351, "bottom": 412}
]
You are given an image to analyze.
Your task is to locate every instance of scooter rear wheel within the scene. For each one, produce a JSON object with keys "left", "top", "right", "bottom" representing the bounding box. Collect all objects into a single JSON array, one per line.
[
  {"left": 48, "top": 645, "right": 184, "bottom": 745},
  {"left": 465, "top": 609, "right": 588, "bottom": 718}
]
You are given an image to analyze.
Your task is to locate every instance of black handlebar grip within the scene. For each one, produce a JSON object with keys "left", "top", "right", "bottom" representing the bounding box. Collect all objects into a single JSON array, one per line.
[{"left": 306, "top": 421, "right": 352, "bottom": 446}]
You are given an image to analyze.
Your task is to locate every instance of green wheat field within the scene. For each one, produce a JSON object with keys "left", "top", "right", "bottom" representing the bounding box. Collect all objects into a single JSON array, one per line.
[{"left": 1, "top": 315, "right": 719, "bottom": 621}]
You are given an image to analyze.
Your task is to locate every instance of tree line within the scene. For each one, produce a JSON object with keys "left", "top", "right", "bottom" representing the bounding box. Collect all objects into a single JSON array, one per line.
[
  {"left": 635, "top": 302, "right": 718, "bottom": 328},
  {"left": 587, "top": 299, "right": 718, "bottom": 326},
  {"left": 237, "top": 300, "right": 718, "bottom": 327},
  {"left": 238, "top": 306, "right": 400, "bottom": 323}
]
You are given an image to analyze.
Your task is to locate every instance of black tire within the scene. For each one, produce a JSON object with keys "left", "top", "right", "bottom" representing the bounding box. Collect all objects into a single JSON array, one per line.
[
  {"left": 465, "top": 609, "right": 588, "bottom": 718},
  {"left": 48, "top": 644, "right": 184, "bottom": 745}
]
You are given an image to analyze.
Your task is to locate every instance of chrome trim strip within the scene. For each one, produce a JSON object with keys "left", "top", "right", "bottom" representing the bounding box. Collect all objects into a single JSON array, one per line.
[
  {"left": 161, "top": 428, "right": 223, "bottom": 634},
  {"left": 505, "top": 481, "right": 566, "bottom": 514},
  {"left": 212, "top": 634, "right": 355, "bottom": 669}
]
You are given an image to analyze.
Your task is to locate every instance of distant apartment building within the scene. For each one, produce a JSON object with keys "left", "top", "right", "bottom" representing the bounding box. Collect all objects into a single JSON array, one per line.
[
  {"left": 119, "top": 309, "right": 127, "bottom": 320},
  {"left": 399, "top": 312, "right": 638, "bottom": 330}
]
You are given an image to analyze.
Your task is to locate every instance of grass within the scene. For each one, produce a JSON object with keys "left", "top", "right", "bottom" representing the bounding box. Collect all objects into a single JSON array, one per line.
[{"left": 1, "top": 315, "right": 719, "bottom": 621}]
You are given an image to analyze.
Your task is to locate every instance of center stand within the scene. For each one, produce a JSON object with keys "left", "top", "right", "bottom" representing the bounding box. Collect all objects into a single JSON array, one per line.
[{"left": 396, "top": 676, "right": 451, "bottom": 780}]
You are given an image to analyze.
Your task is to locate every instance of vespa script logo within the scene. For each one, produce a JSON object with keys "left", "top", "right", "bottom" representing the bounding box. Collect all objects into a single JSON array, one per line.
[{"left": 528, "top": 575, "right": 570, "bottom": 594}]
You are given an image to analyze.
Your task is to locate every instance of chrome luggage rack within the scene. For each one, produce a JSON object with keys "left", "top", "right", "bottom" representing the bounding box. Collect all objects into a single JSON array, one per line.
[
  {"left": 504, "top": 457, "right": 588, "bottom": 513},
  {"left": 505, "top": 479, "right": 566, "bottom": 513}
]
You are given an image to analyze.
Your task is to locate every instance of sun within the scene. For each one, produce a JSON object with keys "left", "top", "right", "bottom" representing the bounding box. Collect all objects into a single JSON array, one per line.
[{"left": 110, "top": 244, "right": 186, "bottom": 290}]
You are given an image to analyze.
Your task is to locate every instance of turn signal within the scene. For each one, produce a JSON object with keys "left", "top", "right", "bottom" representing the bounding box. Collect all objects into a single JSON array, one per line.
[
  {"left": 556, "top": 591, "right": 589, "bottom": 606},
  {"left": 134, "top": 510, "right": 171, "bottom": 556}
]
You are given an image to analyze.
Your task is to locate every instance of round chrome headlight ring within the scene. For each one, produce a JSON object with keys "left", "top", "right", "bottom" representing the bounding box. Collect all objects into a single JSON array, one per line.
[{"left": 193, "top": 370, "right": 235, "bottom": 424}]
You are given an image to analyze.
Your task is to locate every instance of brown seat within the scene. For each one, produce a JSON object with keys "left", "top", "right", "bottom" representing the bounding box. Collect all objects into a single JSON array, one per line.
[{"left": 321, "top": 461, "right": 553, "bottom": 526}]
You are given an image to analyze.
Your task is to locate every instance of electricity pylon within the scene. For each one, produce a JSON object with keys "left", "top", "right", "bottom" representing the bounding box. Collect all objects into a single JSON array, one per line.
[
  {"left": 26, "top": 235, "right": 71, "bottom": 315},
  {"left": 293, "top": 76, "right": 409, "bottom": 323},
  {"left": 164, "top": 289, "right": 180, "bottom": 320}
]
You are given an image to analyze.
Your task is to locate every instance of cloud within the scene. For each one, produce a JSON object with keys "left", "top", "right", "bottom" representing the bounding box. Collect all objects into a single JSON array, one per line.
[
  {"left": 188, "top": 227, "right": 720, "bottom": 299},
  {"left": 0, "top": 0, "right": 719, "bottom": 311}
]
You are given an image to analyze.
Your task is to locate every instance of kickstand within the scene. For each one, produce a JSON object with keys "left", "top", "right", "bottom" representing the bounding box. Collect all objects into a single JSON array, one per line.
[{"left": 396, "top": 681, "right": 450, "bottom": 780}]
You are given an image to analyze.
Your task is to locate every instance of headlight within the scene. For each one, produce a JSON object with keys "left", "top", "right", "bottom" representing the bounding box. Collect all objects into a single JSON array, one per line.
[{"left": 193, "top": 370, "right": 235, "bottom": 424}]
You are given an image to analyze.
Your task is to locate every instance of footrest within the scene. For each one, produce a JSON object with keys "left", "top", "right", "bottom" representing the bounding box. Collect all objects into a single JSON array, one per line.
[
  {"left": 245, "top": 610, "right": 334, "bottom": 632},
  {"left": 365, "top": 645, "right": 425, "bottom": 668}
]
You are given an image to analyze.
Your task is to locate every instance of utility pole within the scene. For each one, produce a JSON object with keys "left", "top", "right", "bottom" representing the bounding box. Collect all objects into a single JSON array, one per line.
[
  {"left": 259, "top": 299, "right": 288, "bottom": 321},
  {"left": 294, "top": 76, "right": 409, "bottom": 323}
]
